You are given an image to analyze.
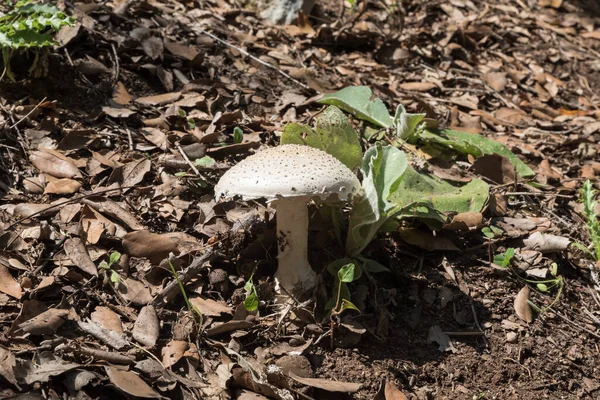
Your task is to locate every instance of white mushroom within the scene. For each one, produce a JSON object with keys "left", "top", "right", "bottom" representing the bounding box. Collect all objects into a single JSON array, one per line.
[{"left": 215, "top": 145, "right": 361, "bottom": 299}]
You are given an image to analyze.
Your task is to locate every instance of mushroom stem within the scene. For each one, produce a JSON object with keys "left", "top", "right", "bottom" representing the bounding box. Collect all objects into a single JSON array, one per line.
[{"left": 272, "top": 198, "right": 317, "bottom": 298}]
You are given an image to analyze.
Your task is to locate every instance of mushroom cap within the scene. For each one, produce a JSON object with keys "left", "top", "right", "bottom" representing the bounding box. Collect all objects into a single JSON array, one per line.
[{"left": 215, "top": 144, "right": 361, "bottom": 202}]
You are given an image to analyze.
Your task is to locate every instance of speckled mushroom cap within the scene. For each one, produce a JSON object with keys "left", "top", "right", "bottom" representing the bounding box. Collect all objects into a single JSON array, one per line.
[{"left": 214, "top": 144, "right": 361, "bottom": 202}]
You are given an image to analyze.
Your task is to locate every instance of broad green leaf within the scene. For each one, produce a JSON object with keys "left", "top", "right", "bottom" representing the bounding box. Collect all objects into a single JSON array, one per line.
[
  {"left": 482, "top": 227, "right": 495, "bottom": 239},
  {"left": 281, "top": 106, "right": 362, "bottom": 170},
  {"left": 339, "top": 299, "right": 360, "bottom": 312},
  {"left": 109, "top": 251, "right": 121, "bottom": 266},
  {"left": 536, "top": 283, "right": 548, "bottom": 292},
  {"left": 327, "top": 258, "right": 353, "bottom": 276},
  {"left": 346, "top": 145, "right": 408, "bottom": 256},
  {"left": 244, "top": 291, "right": 258, "bottom": 311},
  {"left": 99, "top": 261, "right": 109, "bottom": 270},
  {"left": 338, "top": 263, "right": 356, "bottom": 283},
  {"left": 420, "top": 129, "right": 535, "bottom": 178},
  {"left": 392, "top": 104, "right": 426, "bottom": 142},
  {"left": 318, "top": 86, "right": 392, "bottom": 128},
  {"left": 361, "top": 258, "right": 390, "bottom": 273},
  {"left": 195, "top": 156, "right": 216, "bottom": 167},
  {"left": 389, "top": 166, "right": 489, "bottom": 228},
  {"left": 233, "top": 127, "right": 243, "bottom": 144},
  {"left": 110, "top": 270, "right": 120, "bottom": 284},
  {"left": 550, "top": 263, "right": 558, "bottom": 277}
]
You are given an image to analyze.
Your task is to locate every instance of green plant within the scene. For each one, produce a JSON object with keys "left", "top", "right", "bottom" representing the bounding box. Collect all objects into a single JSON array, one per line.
[
  {"left": 233, "top": 127, "right": 243, "bottom": 144},
  {"left": 243, "top": 275, "right": 259, "bottom": 312},
  {"left": 167, "top": 260, "right": 203, "bottom": 324},
  {"left": 576, "top": 180, "right": 600, "bottom": 261},
  {"left": 496, "top": 250, "right": 564, "bottom": 313},
  {"left": 0, "top": 1, "right": 74, "bottom": 81},
  {"left": 99, "top": 251, "right": 121, "bottom": 285},
  {"left": 328, "top": 262, "right": 360, "bottom": 348}
]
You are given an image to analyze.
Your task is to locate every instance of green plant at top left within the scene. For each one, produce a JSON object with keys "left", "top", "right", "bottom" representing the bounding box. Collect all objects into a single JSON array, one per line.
[{"left": 0, "top": 1, "right": 74, "bottom": 81}]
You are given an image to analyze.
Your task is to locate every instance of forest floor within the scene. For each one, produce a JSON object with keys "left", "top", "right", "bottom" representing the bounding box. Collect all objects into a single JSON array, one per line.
[{"left": 1, "top": 0, "right": 600, "bottom": 398}]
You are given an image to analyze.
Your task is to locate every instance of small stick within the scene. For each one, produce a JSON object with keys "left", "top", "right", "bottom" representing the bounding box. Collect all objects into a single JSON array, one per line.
[
  {"left": 5, "top": 185, "right": 138, "bottom": 230},
  {"left": 9, "top": 96, "right": 48, "bottom": 130},
  {"left": 176, "top": 143, "right": 200, "bottom": 176}
]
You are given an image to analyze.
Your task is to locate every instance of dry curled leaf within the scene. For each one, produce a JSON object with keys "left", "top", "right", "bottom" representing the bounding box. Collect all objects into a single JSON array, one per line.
[
  {"left": 105, "top": 366, "right": 162, "bottom": 398},
  {"left": 288, "top": 373, "right": 362, "bottom": 393},
  {"left": 161, "top": 340, "right": 188, "bottom": 368},
  {"left": 523, "top": 231, "right": 571, "bottom": 253},
  {"left": 91, "top": 306, "right": 124, "bottom": 334},
  {"left": 19, "top": 308, "right": 70, "bottom": 335},
  {"left": 0, "top": 346, "right": 18, "bottom": 387},
  {"left": 29, "top": 148, "right": 82, "bottom": 179},
  {"left": 0, "top": 265, "right": 22, "bottom": 299},
  {"left": 133, "top": 305, "right": 159, "bottom": 348},
  {"left": 64, "top": 237, "right": 98, "bottom": 275},
  {"left": 514, "top": 286, "right": 533, "bottom": 323}
]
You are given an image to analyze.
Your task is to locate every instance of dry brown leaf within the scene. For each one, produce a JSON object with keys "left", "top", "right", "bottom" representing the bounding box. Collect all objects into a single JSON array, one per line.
[
  {"left": 77, "top": 320, "right": 129, "bottom": 349},
  {"left": 0, "top": 265, "right": 22, "bottom": 299},
  {"left": 288, "top": 373, "right": 362, "bottom": 393},
  {"left": 102, "top": 106, "right": 136, "bottom": 118},
  {"left": 133, "top": 305, "right": 159, "bottom": 347},
  {"left": 443, "top": 212, "right": 483, "bottom": 231},
  {"left": 164, "top": 40, "right": 201, "bottom": 62},
  {"left": 139, "top": 128, "right": 167, "bottom": 150},
  {"left": 105, "top": 367, "right": 162, "bottom": 398},
  {"left": 91, "top": 306, "right": 124, "bottom": 334},
  {"left": 399, "top": 81, "right": 437, "bottom": 92},
  {"left": 538, "top": 0, "right": 562, "bottom": 8},
  {"left": 495, "top": 107, "right": 531, "bottom": 124},
  {"left": 113, "top": 82, "right": 132, "bottom": 105},
  {"left": 44, "top": 177, "right": 81, "bottom": 195},
  {"left": 82, "top": 198, "right": 144, "bottom": 231},
  {"left": 22, "top": 175, "right": 46, "bottom": 193},
  {"left": 122, "top": 230, "right": 179, "bottom": 262},
  {"left": 523, "top": 231, "right": 570, "bottom": 253},
  {"left": 29, "top": 148, "right": 82, "bottom": 179},
  {"left": 118, "top": 277, "right": 153, "bottom": 306},
  {"left": 189, "top": 296, "right": 233, "bottom": 317},
  {"left": 0, "top": 346, "right": 18, "bottom": 387},
  {"left": 514, "top": 286, "right": 533, "bottom": 323},
  {"left": 13, "top": 203, "right": 57, "bottom": 219},
  {"left": 483, "top": 71, "right": 508, "bottom": 91},
  {"left": 17, "top": 352, "right": 80, "bottom": 385},
  {"left": 135, "top": 92, "right": 182, "bottom": 107},
  {"left": 385, "top": 381, "right": 409, "bottom": 400},
  {"left": 205, "top": 320, "right": 255, "bottom": 337},
  {"left": 582, "top": 31, "right": 600, "bottom": 40},
  {"left": 472, "top": 154, "right": 516, "bottom": 184},
  {"left": 161, "top": 340, "right": 188, "bottom": 368},
  {"left": 122, "top": 158, "right": 152, "bottom": 187},
  {"left": 19, "top": 308, "right": 70, "bottom": 335},
  {"left": 64, "top": 237, "right": 98, "bottom": 275}
]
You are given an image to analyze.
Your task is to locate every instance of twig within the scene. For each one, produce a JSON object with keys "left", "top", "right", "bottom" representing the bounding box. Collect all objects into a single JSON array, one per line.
[
  {"left": 110, "top": 43, "right": 120, "bottom": 88},
  {"left": 176, "top": 143, "right": 200, "bottom": 176},
  {"left": 5, "top": 185, "right": 138, "bottom": 230},
  {"left": 124, "top": 123, "right": 135, "bottom": 150},
  {"left": 553, "top": 311, "right": 600, "bottom": 340},
  {"left": 9, "top": 96, "right": 47, "bottom": 130},
  {"left": 195, "top": 29, "right": 310, "bottom": 90},
  {"left": 503, "top": 191, "right": 573, "bottom": 199}
]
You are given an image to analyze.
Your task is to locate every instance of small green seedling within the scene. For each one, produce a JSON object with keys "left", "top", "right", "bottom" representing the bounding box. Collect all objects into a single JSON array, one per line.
[
  {"left": 493, "top": 247, "right": 515, "bottom": 268},
  {"left": 329, "top": 262, "right": 360, "bottom": 348},
  {"left": 99, "top": 251, "right": 121, "bottom": 284},
  {"left": 497, "top": 250, "right": 564, "bottom": 313},
  {"left": 233, "top": 127, "right": 243, "bottom": 144},
  {"left": 167, "top": 260, "right": 203, "bottom": 324},
  {"left": 482, "top": 225, "right": 503, "bottom": 239},
  {"left": 243, "top": 276, "right": 259, "bottom": 312},
  {"left": 195, "top": 156, "right": 216, "bottom": 168}
]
